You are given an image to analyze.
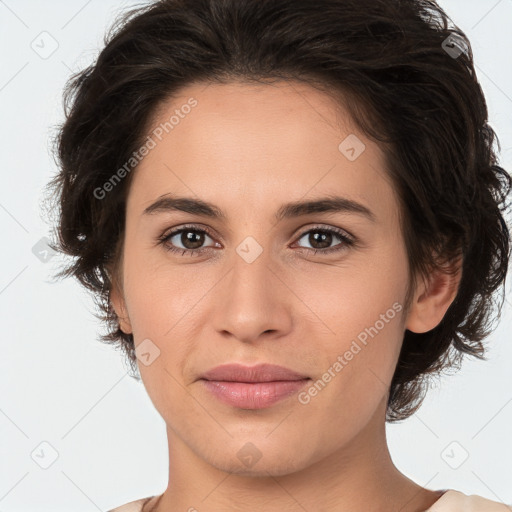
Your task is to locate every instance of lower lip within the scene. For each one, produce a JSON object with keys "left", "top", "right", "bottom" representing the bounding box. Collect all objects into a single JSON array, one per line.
[{"left": 200, "top": 379, "right": 310, "bottom": 409}]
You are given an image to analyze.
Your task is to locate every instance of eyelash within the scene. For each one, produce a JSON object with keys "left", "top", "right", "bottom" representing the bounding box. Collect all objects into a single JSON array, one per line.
[{"left": 156, "top": 224, "right": 355, "bottom": 257}]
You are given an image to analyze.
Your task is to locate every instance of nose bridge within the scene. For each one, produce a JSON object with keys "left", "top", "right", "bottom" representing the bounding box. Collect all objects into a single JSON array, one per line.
[
  {"left": 211, "top": 234, "right": 292, "bottom": 341},
  {"left": 229, "top": 234, "right": 275, "bottom": 303}
]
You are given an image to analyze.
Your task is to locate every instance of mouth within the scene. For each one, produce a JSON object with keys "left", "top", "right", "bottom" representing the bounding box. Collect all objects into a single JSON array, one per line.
[{"left": 198, "top": 363, "right": 311, "bottom": 409}]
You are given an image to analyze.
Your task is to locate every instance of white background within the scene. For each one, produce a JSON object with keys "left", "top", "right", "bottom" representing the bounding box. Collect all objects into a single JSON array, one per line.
[{"left": 0, "top": 0, "right": 511, "bottom": 510}]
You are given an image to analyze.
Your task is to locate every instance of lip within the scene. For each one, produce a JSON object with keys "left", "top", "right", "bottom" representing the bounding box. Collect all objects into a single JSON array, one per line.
[
  {"left": 199, "top": 363, "right": 311, "bottom": 409},
  {"left": 200, "top": 363, "right": 309, "bottom": 382}
]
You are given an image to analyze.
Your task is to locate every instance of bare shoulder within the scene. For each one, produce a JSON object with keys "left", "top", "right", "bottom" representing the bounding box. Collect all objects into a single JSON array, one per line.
[
  {"left": 108, "top": 496, "right": 154, "bottom": 512},
  {"left": 428, "top": 490, "right": 511, "bottom": 511}
]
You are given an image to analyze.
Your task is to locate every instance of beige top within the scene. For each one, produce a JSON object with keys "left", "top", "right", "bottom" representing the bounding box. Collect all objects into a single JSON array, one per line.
[{"left": 108, "top": 490, "right": 511, "bottom": 511}]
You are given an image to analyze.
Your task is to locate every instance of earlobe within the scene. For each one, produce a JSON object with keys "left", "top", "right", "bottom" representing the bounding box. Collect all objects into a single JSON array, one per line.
[
  {"left": 109, "top": 281, "right": 133, "bottom": 335},
  {"left": 405, "top": 259, "right": 462, "bottom": 334}
]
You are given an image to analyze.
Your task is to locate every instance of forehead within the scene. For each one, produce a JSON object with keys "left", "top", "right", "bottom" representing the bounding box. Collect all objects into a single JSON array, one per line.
[{"left": 127, "top": 80, "right": 398, "bottom": 223}]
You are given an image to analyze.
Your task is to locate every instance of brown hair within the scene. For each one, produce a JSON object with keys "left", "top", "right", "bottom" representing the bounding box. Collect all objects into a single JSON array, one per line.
[{"left": 46, "top": 0, "right": 511, "bottom": 421}]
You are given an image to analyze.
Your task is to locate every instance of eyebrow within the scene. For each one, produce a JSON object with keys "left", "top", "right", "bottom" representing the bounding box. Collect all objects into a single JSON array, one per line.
[{"left": 142, "top": 194, "right": 376, "bottom": 222}]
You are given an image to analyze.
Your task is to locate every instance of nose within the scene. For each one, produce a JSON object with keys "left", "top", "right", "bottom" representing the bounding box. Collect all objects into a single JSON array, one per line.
[{"left": 210, "top": 247, "right": 294, "bottom": 344}]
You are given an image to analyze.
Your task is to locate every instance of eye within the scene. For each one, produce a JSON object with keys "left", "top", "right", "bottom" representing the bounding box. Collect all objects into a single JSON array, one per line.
[
  {"left": 157, "top": 224, "right": 219, "bottom": 256},
  {"left": 293, "top": 226, "right": 355, "bottom": 255},
  {"left": 157, "top": 224, "right": 355, "bottom": 256}
]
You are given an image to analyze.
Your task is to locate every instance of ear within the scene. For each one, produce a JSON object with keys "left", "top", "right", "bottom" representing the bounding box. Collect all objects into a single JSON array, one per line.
[
  {"left": 405, "top": 258, "right": 462, "bottom": 334},
  {"left": 109, "top": 275, "right": 133, "bottom": 335}
]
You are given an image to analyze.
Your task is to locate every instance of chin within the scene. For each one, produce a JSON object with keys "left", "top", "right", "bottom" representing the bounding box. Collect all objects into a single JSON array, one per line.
[
  {"left": 213, "top": 455, "right": 309, "bottom": 478},
  {"left": 200, "top": 437, "right": 316, "bottom": 478}
]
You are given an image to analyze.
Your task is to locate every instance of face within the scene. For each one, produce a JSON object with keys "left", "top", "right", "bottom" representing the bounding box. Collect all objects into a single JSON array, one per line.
[{"left": 112, "top": 80, "right": 414, "bottom": 476}]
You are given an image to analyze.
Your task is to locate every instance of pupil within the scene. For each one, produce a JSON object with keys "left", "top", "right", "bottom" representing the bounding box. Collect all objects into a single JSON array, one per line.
[
  {"left": 311, "top": 231, "right": 331, "bottom": 249},
  {"left": 183, "top": 231, "right": 204, "bottom": 249}
]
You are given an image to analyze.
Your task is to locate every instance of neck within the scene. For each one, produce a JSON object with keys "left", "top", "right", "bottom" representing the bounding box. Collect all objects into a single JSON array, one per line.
[{"left": 152, "top": 398, "right": 442, "bottom": 512}]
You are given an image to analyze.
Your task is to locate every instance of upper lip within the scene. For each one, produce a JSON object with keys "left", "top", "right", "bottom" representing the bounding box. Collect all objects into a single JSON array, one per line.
[{"left": 199, "top": 363, "right": 309, "bottom": 383}]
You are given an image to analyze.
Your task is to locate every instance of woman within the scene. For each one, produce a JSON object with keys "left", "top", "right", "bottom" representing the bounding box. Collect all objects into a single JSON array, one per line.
[{"left": 47, "top": 0, "right": 511, "bottom": 510}]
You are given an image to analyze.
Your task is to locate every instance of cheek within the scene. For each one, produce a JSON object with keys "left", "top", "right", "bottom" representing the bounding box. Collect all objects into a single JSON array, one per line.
[
  {"left": 121, "top": 242, "right": 206, "bottom": 338},
  {"left": 120, "top": 251, "right": 200, "bottom": 415},
  {"left": 302, "top": 243, "right": 409, "bottom": 399},
  {"left": 300, "top": 251, "right": 408, "bottom": 348},
  {"left": 296, "top": 286, "right": 406, "bottom": 444}
]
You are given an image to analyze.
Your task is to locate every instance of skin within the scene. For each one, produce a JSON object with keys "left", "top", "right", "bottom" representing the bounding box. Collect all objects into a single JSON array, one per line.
[{"left": 110, "top": 81, "right": 461, "bottom": 512}]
